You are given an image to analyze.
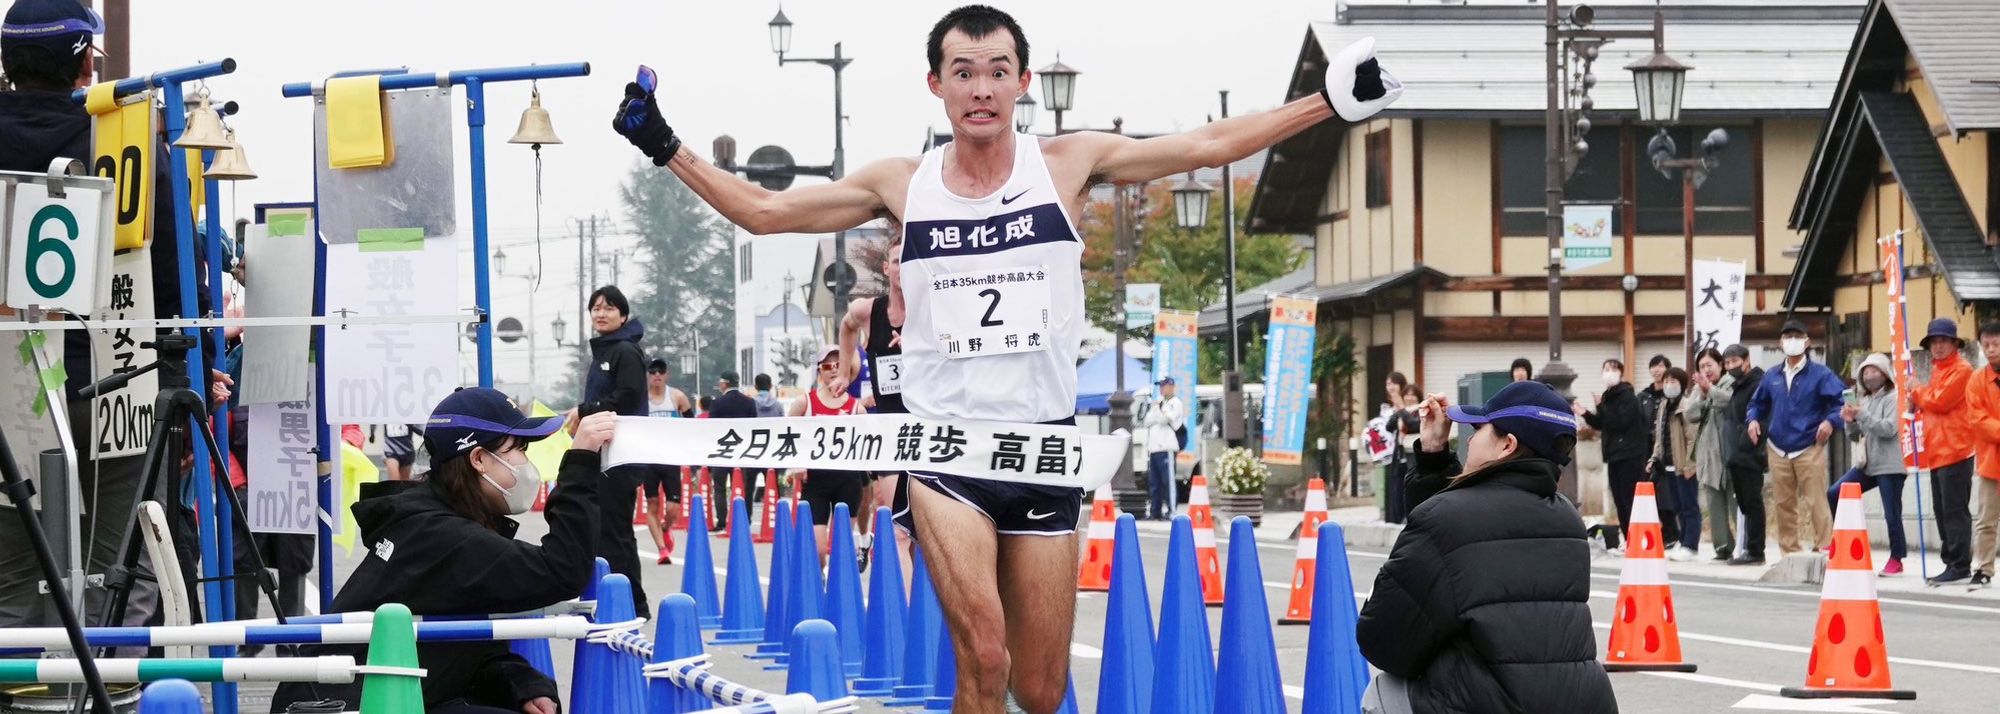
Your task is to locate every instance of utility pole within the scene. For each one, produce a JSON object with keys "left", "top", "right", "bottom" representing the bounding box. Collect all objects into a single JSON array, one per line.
[
  {"left": 588, "top": 216, "right": 600, "bottom": 291},
  {"left": 99, "top": 0, "right": 128, "bottom": 80},
  {"left": 575, "top": 218, "right": 588, "bottom": 371}
]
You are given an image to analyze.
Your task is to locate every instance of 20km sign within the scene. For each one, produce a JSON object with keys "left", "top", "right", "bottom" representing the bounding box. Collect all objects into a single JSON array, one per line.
[{"left": 5, "top": 182, "right": 110, "bottom": 315}]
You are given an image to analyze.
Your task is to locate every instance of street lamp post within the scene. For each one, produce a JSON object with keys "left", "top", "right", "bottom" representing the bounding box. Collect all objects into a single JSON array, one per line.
[
  {"left": 1036, "top": 58, "right": 1078, "bottom": 134},
  {"left": 768, "top": 7, "right": 855, "bottom": 315},
  {"left": 1541, "top": 0, "right": 1687, "bottom": 400}
]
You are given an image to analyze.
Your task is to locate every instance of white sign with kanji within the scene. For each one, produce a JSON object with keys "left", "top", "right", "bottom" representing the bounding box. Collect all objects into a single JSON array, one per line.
[
  {"left": 247, "top": 380, "right": 316, "bottom": 535},
  {"left": 323, "top": 234, "right": 456, "bottom": 423},
  {"left": 88, "top": 246, "right": 157, "bottom": 458},
  {"left": 1690, "top": 258, "right": 1747, "bottom": 354}
]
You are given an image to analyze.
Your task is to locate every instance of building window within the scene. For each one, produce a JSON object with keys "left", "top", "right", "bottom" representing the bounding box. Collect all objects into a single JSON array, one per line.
[
  {"left": 1498, "top": 124, "right": 1623, "bottom": 235},
  {"left": 1365, "top": 129, "right": 1392, "bottom": 209},
  {"left": 739, "top": 242, "right": 753, "bottom": 283},
  {"left": 1632, "top": 126, "right": 1754, "bottom": 235}
]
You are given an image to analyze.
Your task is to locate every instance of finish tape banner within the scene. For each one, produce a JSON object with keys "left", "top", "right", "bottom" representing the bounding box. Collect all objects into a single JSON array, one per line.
[{"left": 604, "top": 415, "right": 1131, "bottom": 491}]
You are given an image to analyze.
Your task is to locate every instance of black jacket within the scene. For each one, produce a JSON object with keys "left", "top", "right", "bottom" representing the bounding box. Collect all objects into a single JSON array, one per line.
[
  {"left": 1726, "top": 367, "right": 1769, "bottom": 473},
  {"left": 582, "top": 319, "right": 648, "bottom": 417},
  {"left": 709, "top": 389, "right": 760, "bottom": 420},
  {"left": 1583, "top": 382, "right": 1650, "bottom": 464},
  {"left": 269, "top": 451, "right": 602, "bottom": 713},
  {"left": 1358, "top": 450, "right": 1618, "bottom": 714}
]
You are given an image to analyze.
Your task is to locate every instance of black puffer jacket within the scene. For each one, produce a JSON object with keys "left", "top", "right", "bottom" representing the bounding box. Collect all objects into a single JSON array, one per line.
[
  {"left": 1358, "top": 449, "right": 1617, "bottom": 714},
  {"left": 1584, "top": 382, "right": 1650, "bottom": 464},
  {"left": 1726, "top": 367, "right": 1769, "bottom": 473},
  {"left": 270, "top": 451, "right": 601, "bottom": 712},
  {"left": 582, "top": 318, "right": 648, "bottom": 417}
]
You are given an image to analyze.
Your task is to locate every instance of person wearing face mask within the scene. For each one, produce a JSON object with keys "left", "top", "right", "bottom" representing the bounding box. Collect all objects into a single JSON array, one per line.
[
  {"left": 1745, "top": 320, "right": 1847, "bottom": 558},
  {"left": 1684, "top": 348, "right": 1739, "bottom": 562},
  {"left": 1574, "top": 359, "right": 1650, "bottom": 546},
  {"left": 272, "top": 388, "right": 615, "bottom": 714},
  {"left": 1649, "top": 367, "right": 1700, "bottom": 560},
  {"left": 1907, "top": 318, "right": 1978, "bottom": 585},
  {"left": 1719, "top": 344, "right": 1768, "bottom": 564},
  {"left": 1830, "top": 353, "right": 1910, "bottom": 577},
  {"left": 1356, "top": 381, "right": 1615, "bottom": 714}
]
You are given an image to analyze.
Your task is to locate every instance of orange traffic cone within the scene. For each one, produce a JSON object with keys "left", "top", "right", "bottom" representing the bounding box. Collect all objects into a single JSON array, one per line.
[
  {"left": 1604, "top": 482, "right": 1696, "bottom": 672},
  {"left": 531, "top": 481, "right": 549, "bottom": 512},
  {"left": 1187, "top": 475, "right": 1225, "bottom": 606},
  {"left": 676, "top": 467, "right": 692, "bottom": 532},
  {"left": 1278, "top": 478, "right": 1331, "bottom": 623},
  {"left": 1077, "top": 485, "right": 1118, "bottom": 591},
  {"left": 754, "top": 472, "right": 781, "bottom": 544},
  {"left": 1780, "top": 482, "right": 1916, "bottom": 700},
  {"left": 632, "top": 487, "right": 648, "bottom": 526}
]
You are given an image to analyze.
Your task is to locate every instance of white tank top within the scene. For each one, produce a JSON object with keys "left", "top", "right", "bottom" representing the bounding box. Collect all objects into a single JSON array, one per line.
[{"left": 899, "top": 134, "right": 1084, "bottom": 423}]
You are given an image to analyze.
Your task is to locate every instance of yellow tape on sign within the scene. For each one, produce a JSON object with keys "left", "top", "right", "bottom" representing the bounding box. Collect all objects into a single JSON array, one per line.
[
  {"left": 326, "top": 75, "right": 394, "bottom": 169},
  {"left": 90, "top": 88, "right": 155, "bottom": 250}
]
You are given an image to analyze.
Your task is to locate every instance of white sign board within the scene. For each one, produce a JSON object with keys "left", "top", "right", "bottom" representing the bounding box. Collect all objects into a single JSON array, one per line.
[
  {"left": 1690, "top": 258, "right": 1748, "bottom": 354},
  {"left": 5, "top": 181, "right": 112, "bottom": 315},
  {"left": 240, "top": 221, "right": 318, "bottom": 404},
  {"left": 0, "top": 330, "right": 64, "bottom": 503},
  {"left": 323, "top": 234, "right": 457, "bottom": 423},
  {"left": 88, "top": 246, "right": 158, "bottom": 458},
  {"left": 247, "top": 380, "right": 316, "bottom": 535},
  {"left": 1561, "top": 204, "right": 1615, "bottom": 271},
  {"left": 1124, "top": 282, "right": 1160, "bottom": 330}
]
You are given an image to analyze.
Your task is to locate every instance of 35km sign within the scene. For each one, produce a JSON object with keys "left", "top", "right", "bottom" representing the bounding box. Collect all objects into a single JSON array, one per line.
[{"left": 4, "top": 179, "right": 113, "bottom": 315}]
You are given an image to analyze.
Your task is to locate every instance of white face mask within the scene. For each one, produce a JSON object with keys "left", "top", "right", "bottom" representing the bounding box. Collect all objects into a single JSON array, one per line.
[
  {"left": 479, "top": 452, "right": 542, "bottom": 515},
  {"left": 1663, "top": 384, "right": 1682, "bottom": 399},
  {"left": 1782, "top": 338, "right": 1807, "bottom": 357},
  {"left": 1602, "top": 371, "right": 1621, "bottom": 388}
]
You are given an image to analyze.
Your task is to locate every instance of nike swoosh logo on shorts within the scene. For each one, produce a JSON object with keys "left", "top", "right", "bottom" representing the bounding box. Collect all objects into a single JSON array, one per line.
[
  {"left": 1026, "top": 509, "right": 1054, "bottom": 520},
  {"left": 1001, "top": 189, "right": 1030, "bottom": 205}
]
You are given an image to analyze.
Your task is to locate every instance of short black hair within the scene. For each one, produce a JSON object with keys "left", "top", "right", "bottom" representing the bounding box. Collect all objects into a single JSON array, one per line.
[
  {"left": 1509, "top": 358, "right": 1533, "bottom": 378},
  {"left": 588, "top": 285, "right": 629, "bottom": 317},
  {"left": 647, "top": 358, "right": 668, "bottom": 373},
  {"left": 1648, "top": 354, "right": 1672, "bottom": 369},
  {"left": 1, "top": 44, "right": 84, "bottom": 91},
  {"left": 1722, "top": 344, "right": 1750, "bottom": 361},
  {"left": 926, "top": 5, "right": 1029, "bottom": 75},
  {"left": 1694, "top": 347, "right": 1725, "bottom": 369},
  {"left": 754, "top": 373, "right": 773, "bottom": 391},
  {"left": 699, "top": 395, "right": 714, "bottom": 410},
  {"left": 1980, "top": 321, "right": 2000, "bottom": 340},
  {"left": 1603, "top": 358, "right": 1624, "bottom": 373}
]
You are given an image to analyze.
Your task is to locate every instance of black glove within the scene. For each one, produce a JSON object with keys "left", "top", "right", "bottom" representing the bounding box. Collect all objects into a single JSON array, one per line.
[{"left": 612, "top": 81, "right": 682, "bottom": 167}]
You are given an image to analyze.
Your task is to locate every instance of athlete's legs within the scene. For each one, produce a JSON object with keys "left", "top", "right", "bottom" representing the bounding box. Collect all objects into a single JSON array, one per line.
[
  {"left": 998, "top": 532, "right": 1079, "bottom": 714},
  {"left": 910, "top": 482, "right": 1008, "bottom": 714}
]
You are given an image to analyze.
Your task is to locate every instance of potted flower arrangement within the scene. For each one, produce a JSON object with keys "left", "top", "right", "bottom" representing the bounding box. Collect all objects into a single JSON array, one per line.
[{"left": 1212, "top": 446, "right": 1269, "bottom": 526}]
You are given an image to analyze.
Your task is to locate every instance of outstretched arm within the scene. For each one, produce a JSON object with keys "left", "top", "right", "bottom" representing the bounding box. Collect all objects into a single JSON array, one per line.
[{"left": 838, "top": 298, "right": 872, "bottom": 384}]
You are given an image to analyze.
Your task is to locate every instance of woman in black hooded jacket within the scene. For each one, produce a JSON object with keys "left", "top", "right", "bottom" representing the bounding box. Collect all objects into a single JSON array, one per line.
[{"left": 1578, "top": 358, "right": 1651, "bottom": 544}]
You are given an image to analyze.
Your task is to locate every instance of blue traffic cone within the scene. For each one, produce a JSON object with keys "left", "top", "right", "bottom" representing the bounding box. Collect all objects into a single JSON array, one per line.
[
  {"left": 138, "top": 679, "right": 202, "bottom": 713},
  {"left": 1096, "top": 513, "right": 1155, "bottom": 714},
  {"left": 570, "top": 558, "right": 614, "bottom": 688},
  {"left": 1151, "top": 515, "right": 1215, "bottom": 714},
  {"left": 711, "top": 497, "right": 766, "bottom": 644},
  {"left": 786, "top": 619, "right": 849, "bottom": 701},
  {"left": 924, "top": 622, "right": 957, "bottom": 711},
  {"left": 749, "top": 499, "right": 795, "bottom": 660},
  {"left": 886, "top": 546, "right": 940, "bottom": 706},
  {"left": 1215, "top": 517, "right": 1285, "bottom": 714},
  {"left": 650, "top": 594, "right": 708, "bottom": 714},
  {"left": 681, "top": 493, "right": 722, "bottom": 629},
  {"left": 764, "top": 502, "right": 823, "bottom": 670},
  {"left": 822, "top": 503, "right": 868, "bottom": 678},
  {"left": 852, "top": 507, "right": 907, "bottom": 695},
  {"left": 1055, "top": 675, "right": 1080, "bottom": 714},
  {"left": 510, "top": 637, "right": 556, "bottom": 678},
  {"left": 1302, "top": 522, "right": 1370, "bottom": 714},
  {"left": 573, "top": 573, "right": 647, "bottom": 714}
]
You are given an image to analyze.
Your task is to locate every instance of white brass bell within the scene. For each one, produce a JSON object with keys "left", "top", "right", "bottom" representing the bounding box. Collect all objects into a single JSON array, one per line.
[
  {"left": 508, "top": 87, "right": 562, "bottom": 147},
  {"left": 205, "top": 129, "right": 257, "bottom": 181},
  {"left": 172, "top": 90, "right": 232, "bottom": 150}
]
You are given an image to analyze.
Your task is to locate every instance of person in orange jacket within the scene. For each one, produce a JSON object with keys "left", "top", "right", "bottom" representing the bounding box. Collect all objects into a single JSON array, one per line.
[
  {"left": 1957, "top": 321, "right": 2000, "bottom": 589},
  {"left": 1907, "top": 317, "right": 1977, "bottom": 585}
]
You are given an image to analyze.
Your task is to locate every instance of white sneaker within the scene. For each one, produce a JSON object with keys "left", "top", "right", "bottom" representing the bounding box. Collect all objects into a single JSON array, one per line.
[{"left": 1667, "top": 547, "right": 1696, "bottom": 562}]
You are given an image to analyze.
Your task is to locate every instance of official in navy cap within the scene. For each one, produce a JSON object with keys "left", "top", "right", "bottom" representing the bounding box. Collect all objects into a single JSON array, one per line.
[
  {"left": 273, "top": 389, "right": 616, "bottom": 714},
  {"left": 1356, "top": 381, "right": 1615, "bottom": 713}
]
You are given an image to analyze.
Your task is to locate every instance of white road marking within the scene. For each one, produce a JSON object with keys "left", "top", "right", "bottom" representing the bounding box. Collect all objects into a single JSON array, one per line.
[
  {"left": 1070, "top": 643, "right": 1101, "bottom": 659},
  {"left": 1589, "top": 623, "right": 2000, "bottom": 676},
  {"left": 1643, "top": 671, "right": 1779, "bottom": 693},
  {"left": 1283, "top": 684, "right": 1305, "bottom": 700},
  {"left": 1729, "top": 693, "right": 1902, "bottom": 712},
  {"left": 1584, "top": 571, "right": 2000, "bottom": 616}
]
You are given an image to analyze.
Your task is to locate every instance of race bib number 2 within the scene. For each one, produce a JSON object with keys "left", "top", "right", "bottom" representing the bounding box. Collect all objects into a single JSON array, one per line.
[{"left": 930, "top": 265, "right": 1051, "bottom": 359}]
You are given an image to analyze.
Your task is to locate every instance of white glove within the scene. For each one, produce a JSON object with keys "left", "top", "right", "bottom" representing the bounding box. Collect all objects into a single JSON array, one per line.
[{"left": 1322, "top": 37, "right": 1404, "bottom": 122}]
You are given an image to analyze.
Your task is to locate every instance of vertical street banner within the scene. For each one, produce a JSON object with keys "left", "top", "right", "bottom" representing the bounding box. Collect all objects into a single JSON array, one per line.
[
  {"left": 1689, "top": 258, "right": 1748, "bottom": 355},
  {"left": 85, "top": 84, "right": 154, "bottom": 251},
  {"left": 247, "top": 381, "right": 316, "bottom": 535},
  {"left": 1879, "top": 232, "right": 1918, "bottom": 469},
  {"left": 89, "top": 246, "right": 158, "bottom": 458},
  {"left": 324, "top": 231, "right": 457, "bottom": 423},
  {"left": 1125, "top": 282, "right": 1161, "bottom": 331},
  {"left": 1260, "top": 294, "right": 1318, "bottom": 466},
  {"left": 1561, "top": 204, "right": 1614, "bottom": 271},
  {"left": 1151, "top": 310, "right": 1199, "bottom": 462}
]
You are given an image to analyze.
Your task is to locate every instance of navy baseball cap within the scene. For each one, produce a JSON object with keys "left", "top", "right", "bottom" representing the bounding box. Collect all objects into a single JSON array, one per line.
[
  {"left": 1446, "top": 380, "right": 1581, "bottom": 465},
  {"left": 1920, "top": 317, "right": 1961, "bottom": 348},
  {"left": 421, "top": 388, "right": 563, "bottom": 469},
  {"left": 1, "top": 0, "right": 102, "bottom": 56}
]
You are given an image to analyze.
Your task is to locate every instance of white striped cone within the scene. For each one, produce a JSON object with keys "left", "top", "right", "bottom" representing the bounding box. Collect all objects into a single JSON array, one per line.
[
  {"left": 1186, "top": 476, "right": 1225, "bottom": 604},
  {"left": 1604, "top": 481, "right": 1693, "bottom": 671},
  {"left": 1077, "top": 485, "right": 1118, "bottom": 591},
  {"left": 1781, "top": 482, "right": 1913, "bottom": 699},
  {"left": 1279, "top": 478, "right": 1330, "bottom": 623}
]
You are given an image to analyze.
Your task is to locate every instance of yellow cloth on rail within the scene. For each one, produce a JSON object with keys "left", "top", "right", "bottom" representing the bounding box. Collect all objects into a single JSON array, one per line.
[
  {"left": 334, "top": 440, "right": 379, "bottom": 555},
  {"left": 325, "top": 75, "right": 394, "bottom": 169},
  {"left": 526, "top": 401, "right": 571, "bottom": 482}
]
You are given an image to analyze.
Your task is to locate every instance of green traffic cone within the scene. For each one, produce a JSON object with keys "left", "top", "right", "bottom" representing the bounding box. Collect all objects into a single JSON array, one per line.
[{"left": 360, "top": 603, "right": 423, "bottom": 714}]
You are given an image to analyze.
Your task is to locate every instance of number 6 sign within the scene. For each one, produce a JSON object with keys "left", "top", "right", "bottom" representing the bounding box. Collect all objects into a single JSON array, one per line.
[{"left": 2, "top": 167, "right": 116, "bottom": 315}]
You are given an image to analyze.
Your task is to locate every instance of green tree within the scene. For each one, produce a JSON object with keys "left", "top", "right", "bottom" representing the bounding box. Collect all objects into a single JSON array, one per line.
[
  {"left": 618, "top": 160, "right": 737, "bottom": 399},
  {"left": 1079, "top": 176, "right": 1304, "bottom": 346}
]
